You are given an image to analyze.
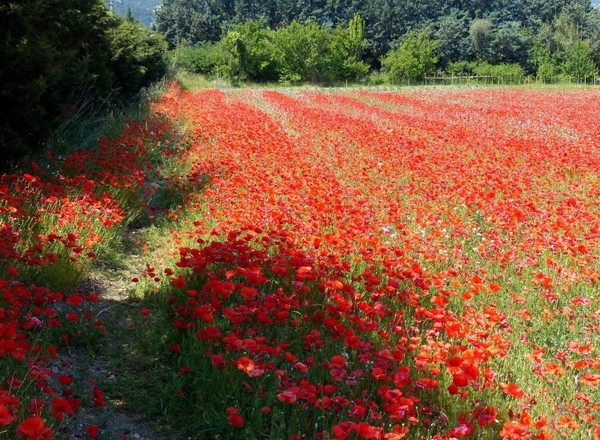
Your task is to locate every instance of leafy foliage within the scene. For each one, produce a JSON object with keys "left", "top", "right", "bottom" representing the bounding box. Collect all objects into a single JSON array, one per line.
[
  {"left": 175, "top": 43, "right": 230, "bottom": 78},
  {"left": 108, "top": 20, "right": 169, "bottom": 95},
  {"left": 471, "top": 61, "right": 527, "bottom": 80},
  {"left": 155, "top": 0, "right": 231, "bottom": 47},
  {"left": 176, "top": 18, "right": 369, "bottom": 84},
  {"left": 0, "top": 0, "right": 113, "bottom": 165},
  {"left": 222, "top": 20, "right": 278, "bottom": 82},
  {"left": 381, "top": 30, "right": 440, "bottom": 82},
  {"left": 0, "top": 0, "right": 168, "bottom": 166},
  {"left": 326, "top": 13, "right": 370, "bottom": 81},
  {"left": 561, "top": 40, "right": 599, "bottom": 79},
  {"left": 272, "top": 21, "right": 332, "bottom": 83},
  {"left": 433, "top": 10, "right": 473, "bottom": 67},
  {"left": 156, "top": 0, "right": 600, "bottom": 80}
]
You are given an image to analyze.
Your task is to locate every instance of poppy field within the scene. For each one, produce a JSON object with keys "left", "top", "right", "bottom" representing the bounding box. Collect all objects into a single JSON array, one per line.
[{"left": 1, "top": 84, "right": 599, "bottom": 439}]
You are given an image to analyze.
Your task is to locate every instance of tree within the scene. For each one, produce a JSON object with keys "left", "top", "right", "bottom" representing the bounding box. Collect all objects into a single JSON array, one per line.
[
  {"left": 561, "top": 39, "right": 598, "bottom": 79},
  {"left": 272, "top": 21, "right": 330, "bottom": 83},
  {"left": 326, "top": 13, "right": 369, "bottom": 81},
  {"left": 530, "top": 36, "right": 561, "bottom": 80},
  {"left": 107, "top": 19, "right": 168, "bottom": 95},
  {"left": 434, "top": 10, "right": 473, "bottom": 66},
  {"left": 554, "top": 9, "right": 582, "bottom": 52},
  {"left": 0, "top": 0, "right": 168, "bottom": 166},
  {"left": 126, "top": 6, "right": 136, "bottom": 22},
  {"left": 470, "top": 18, "right": 494, "bottom": 59},
  {"left": 152, "top": 0, "right": 600, "bottom": 73},
  {"left": 487, "top": 21, "right": 531, "bottom": 66},
  {"left": 180, "top": 15, "right": 369, "bottom": 83},
  {"left": 381, "top": 30, "right": 440, "bottom": 83},
  {"left": 582, "top": 5, "right": 600, "bottom": 69},
  {"left": 0, "top": 0, "right": 115, "bottom": 164},
  {"left": 111, "top": 0, "right": 162, "bottom": 27},
  {"left": 348, "top": 12, "right": 367, "bottom": 59},
  {"left": 221, "top": 19, "right": 277, "bottom": 82},
  {"left": 520, "top": 0, "right": 566, "bottom": 29},
  {"left": 156, "top": 0, "right": 229, "bottom": 47}
]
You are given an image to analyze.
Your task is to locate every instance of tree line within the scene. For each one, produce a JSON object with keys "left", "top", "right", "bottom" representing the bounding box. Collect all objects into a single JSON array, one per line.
[
  {"left": 175, "top": 14, "right": 369, "bottom": 83},
  {"left": 160, "top": 0, "right": 600, "bottom": 83}
]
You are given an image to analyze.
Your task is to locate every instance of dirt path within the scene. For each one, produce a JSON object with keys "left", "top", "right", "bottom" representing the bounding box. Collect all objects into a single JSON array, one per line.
[{"left": 59, "top": 229, "right": 179, "bottom": 440}]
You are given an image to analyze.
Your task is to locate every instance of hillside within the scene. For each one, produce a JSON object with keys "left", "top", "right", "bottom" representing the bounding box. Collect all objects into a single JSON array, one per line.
[{"left": 109, "top": 0, "right": 159, "bottom": 27}]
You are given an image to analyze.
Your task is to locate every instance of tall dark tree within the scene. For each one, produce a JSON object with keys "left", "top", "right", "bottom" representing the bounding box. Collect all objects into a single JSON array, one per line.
[
  {"left": 111, "top": 0, "right": 162, "bottom": 27},
  {"left": 156, "top": 0, "right": 229, "bottom": 46},
  {"left": 587, "top": 7, "right": 600, "bottom": 67},
  {"left": 520, "top": 0, "right": 566, "bottom": 28},
  {"left": 434, "top": 9, "right": 473, "bottom": 66},
  {"left": 0, "top": 0, "right": 114, "bottom": 164},
  {"left": 0, "top": 0, "right": 168, "bottom": 166}
]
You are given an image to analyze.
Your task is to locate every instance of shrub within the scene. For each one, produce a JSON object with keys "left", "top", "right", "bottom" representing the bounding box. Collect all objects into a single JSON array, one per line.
[
  {"left": 561, "top": 40, "right": 598, "bottom": 81},
  {"left": 175, "top": 43, "right": 229, "bottom": 77},
  {"left": 0, "top": 0, "right": 114, "bottom": 167},
  {"left": 220, "top": 20, "right": 279, "bottom": 83},
  {"left": 381, "top": 30, "right": 440, "bottom": 83},
  {"left": 324, "top": 13, "right": 370, "bottom": 82},
  {"left": 0, "top": 1, "right": 168, "bottom": 167},
  {"left": 471, "top": 61, "right": 526, "bottom": 82},
  {"left": 530, "top": 43, "right": 562, "bottom": 82},
  {"left": 107, "top": 20, "right": 169, "bottom": 97},
  {"left": 174, "top": 17, "right": 369, "bottom": 85},
  {"left": 447, "top": 60, "right": 475, "bottom": 76},
  {"left": 272, "top": 21, "right": 331, "bottom": 83}
]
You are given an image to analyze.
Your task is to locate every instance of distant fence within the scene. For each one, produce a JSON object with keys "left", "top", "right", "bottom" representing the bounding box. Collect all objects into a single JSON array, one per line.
[
  {"left": 423, "top": 75, "right": 495, "bottom": 85},
  {"left": 422, "top": 75, "right": 600, "bottom": 86},
  {"left": 534, "top": 76, "right": 600, "bottom": 85}
]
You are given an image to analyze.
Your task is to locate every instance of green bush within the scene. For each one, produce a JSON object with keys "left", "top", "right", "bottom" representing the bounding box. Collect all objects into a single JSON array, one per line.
[
  {"left": 221, "top": 20, "right": 278, "bottom": 82},
  {"left": 561, "top": 40, "right": 598, "bottom": 80},
  {"left": 471, "top": 61, "right": 526, "bottom": 81},
  {"left": 446, "top": 60, "right": 473, "bottom": 76},
  {"left": 445, "top": 60, "right": 528, "bottom": 83},
  {"left": 172, "top": 17, "right": 369, "bottom": 85},
  {"left": 174, "top": 20, "right": 280, "bottom": 83},
  {"left": 536, "top": 61, "right": 562, "bottom": 82},
  {"left": 108, "top": 20, "right": 169, "bottom": 97},
  {"left": 324, "top": 13, "right": 370, "bottom": 82},
  {"left": 381, "top": 30, "right": 440, "bottom": 83},
  {"left": 175, "top": 43, "right": 229, "bottom": 77},
  {"left": 0, "top": 0, "right": 114, "bottom": 166},
  {"left": 272, "top": 21, "right": 331, "bottom": 83},
  {"left": 529, "top": 43, "right": 561, "bottom": 82},
  {"left": 365, "top": 71, "right": 387, "bottom": 85},
  {"left": 0, "top": 1, "right": 168, "bottom": 167}
]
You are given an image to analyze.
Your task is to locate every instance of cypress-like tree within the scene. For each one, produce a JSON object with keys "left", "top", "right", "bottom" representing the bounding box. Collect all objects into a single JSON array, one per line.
[
  {"left": 0, "top": 0, "right": 115, "bottom": 165},
  {"left": 0, "top": 0, "right": 168, "bottom": 167}
]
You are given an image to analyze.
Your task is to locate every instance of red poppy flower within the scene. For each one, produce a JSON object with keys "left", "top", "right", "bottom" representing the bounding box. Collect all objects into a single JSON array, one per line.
[
  {"left": 16, "top": 417, "right": 52, "bottom": 440},
  {"left": 85, "top": 424, "right": 100, "bottom": 438},
  {"left": 277, "top": 390, "right": 297, "bottom": 404},
  {"left": 0, "top": 404, "right": 15, "bottom": 426}
]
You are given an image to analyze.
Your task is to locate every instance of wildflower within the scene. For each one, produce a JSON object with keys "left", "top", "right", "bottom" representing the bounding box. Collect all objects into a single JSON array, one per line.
[
  {"left": 16, "top": 417, "right": 52, "bottom": 440},
  {"left": 85, "top": 424, "right": 100, "bottom": 438},
  {"left": 226, "top": 407, "right": 244, "bottom": 427},
  {"left": 277, "top": 390, "right": 297, "bottom": 404},
  {"left": 0, "top": 404, "right": 15, "bottom": 426}
]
